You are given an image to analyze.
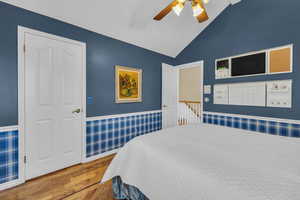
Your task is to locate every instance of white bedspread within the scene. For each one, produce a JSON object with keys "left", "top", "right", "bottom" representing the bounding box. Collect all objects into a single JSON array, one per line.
[{"left": 102, "top": 124, "right": 300, "bottom": 200}]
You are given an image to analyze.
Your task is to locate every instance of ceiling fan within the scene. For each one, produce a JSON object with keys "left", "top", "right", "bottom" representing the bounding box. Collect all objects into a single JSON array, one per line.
[{"left": 153, "top": 0, "right": 210, "bottom": 23}]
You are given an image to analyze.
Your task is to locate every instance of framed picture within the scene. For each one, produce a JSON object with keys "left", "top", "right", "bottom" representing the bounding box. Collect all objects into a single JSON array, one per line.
[{"left": 115, "top": 65, "right": 142, "bottom": 103}]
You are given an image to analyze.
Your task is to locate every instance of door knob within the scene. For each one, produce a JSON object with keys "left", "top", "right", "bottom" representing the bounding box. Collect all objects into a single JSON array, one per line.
[
  {"left": 72, "top": 108, "right": 81, "bottom": 114},
  {"left": 162, "top": 105, "right": 168, "bottom": 108}
]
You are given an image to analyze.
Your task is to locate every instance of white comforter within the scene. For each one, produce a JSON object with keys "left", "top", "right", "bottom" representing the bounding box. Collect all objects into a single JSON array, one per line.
[{"left": 102, "top": 124, "right": 300, "bottom": 200}]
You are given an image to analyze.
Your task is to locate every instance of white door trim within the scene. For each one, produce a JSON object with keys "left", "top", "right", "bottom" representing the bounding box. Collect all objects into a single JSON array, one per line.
[
  {"left": 176, "top": 60, "right": 204, "bottom": 122},
  {"left": 18, "top": 26, "right": 86, "bottom": 183},
  {"left": 161, "top": 63, "right": 178, "bottom": 128}
]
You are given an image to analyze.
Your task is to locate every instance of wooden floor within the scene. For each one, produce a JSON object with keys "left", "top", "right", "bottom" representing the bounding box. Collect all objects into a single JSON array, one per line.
[{"left": 0, "top": 154, "right": 116, "bottom": 200}]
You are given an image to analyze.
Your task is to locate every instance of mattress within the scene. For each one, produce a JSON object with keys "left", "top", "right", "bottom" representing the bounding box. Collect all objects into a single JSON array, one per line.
[{"left": 102, "top": 124, "right": 300, "bottom": 200}]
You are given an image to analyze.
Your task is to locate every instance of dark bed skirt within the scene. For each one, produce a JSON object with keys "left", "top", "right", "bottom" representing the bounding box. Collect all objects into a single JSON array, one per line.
[{"left": 112, "top": 176, "right": 149, "bottom": 200}]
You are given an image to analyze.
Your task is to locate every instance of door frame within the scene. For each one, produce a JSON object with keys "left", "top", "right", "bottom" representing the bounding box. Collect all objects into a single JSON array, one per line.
[
  {"left": 161, "top": 63, "right": 178, "bottom": 129},
  {"left": 161, "top": 61, "right": 204, "bottom": 128},
  {"left": 18, "top": 26, "right": 87, "bottom": 182},
  {"left": 176, "top": 61, "right": 204, "bottom": 121}
]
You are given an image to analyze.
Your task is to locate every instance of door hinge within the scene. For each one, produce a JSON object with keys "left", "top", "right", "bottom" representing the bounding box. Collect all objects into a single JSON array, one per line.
[
  {"left": 23, "top": 44, "right": 26, "bottom": 52},
  {"left": 24, "top": 156, "right": 27, "bottom": 164}
]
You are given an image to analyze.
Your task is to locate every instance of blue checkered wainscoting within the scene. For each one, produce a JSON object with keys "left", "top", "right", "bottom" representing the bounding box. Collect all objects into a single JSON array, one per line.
[
  {"left": 203, "top": 113, "right": 300, "bottom": 138},
  {"left": 0, "top": 129, "right": 18, "bottom": 184},
  {"left": 86, "top": 112, "right": 162, "bottom": 158}
]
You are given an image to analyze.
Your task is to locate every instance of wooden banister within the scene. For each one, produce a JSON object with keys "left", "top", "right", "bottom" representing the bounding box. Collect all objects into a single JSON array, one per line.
[
  {"left": 179, "top": 100, "right": 201, "bottom": 104},
  {"left": 179, "top": 100, "right": 201, "bottom": 118}
]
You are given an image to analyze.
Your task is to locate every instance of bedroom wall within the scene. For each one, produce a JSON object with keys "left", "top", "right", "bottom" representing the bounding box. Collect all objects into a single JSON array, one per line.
[
  {"left": 0, "top": 1, "right": 175, "bottom": 127},
  {"left": 175, "top": 0, "right": 300, "bottom": 120}
]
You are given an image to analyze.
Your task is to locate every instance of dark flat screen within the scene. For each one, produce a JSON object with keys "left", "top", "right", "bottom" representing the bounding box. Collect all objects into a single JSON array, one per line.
[{"left": 231, "top": 52, "right": 266, "bottom": 76}]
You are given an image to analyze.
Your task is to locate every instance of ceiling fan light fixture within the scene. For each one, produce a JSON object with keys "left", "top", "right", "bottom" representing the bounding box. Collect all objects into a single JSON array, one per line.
[
  {"left": 172, "top": 2, "right": 184, "bottom": 16},
  {"left": 192, "top": 3, "right": 204, "bottom": 17},
  {"left": 153, "top": 0, "right": 209, "bottom": 23}
]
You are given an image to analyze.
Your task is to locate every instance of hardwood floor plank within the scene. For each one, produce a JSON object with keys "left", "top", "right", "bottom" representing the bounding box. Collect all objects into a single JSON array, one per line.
[
  {"left": 0, "top": 154, "right": 115, "bottom": 200},
  {"left": 64, "top": 181, "right": 114, "bottom": 200}
]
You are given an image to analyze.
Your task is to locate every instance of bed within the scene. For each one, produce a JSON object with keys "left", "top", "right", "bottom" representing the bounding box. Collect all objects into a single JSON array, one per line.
[{"left": 102, "top": 124, "right": 300, "bottom": 200}]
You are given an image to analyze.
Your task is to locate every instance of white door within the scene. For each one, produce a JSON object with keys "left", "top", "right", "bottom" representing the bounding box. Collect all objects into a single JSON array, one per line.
[
  {"left": 162, "top": 63, "right": 178, "bottom": 129},
  {"left": 24, "top": 32, "right": 84, "bottom": 180}
]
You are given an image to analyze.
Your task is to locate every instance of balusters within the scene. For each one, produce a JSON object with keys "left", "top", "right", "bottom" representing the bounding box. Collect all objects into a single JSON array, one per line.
[{"left": 177, "top": 101, "right": 202, "bottom": 126}]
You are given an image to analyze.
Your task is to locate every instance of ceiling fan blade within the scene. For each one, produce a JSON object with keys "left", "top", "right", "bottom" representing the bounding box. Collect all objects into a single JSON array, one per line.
[
  {"left": 196, "top": 9, "right": 209, "bottom": 22},
  {"left": 195, "top": 0, "right": 209, "bottom": 23},
  {"left": 153, "top": 0, "right": 179, "bottom": 21}
]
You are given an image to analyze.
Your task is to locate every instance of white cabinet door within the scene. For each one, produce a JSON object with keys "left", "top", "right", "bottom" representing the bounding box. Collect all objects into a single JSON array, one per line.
[
  {"left": 162, "top": 63, "right": 178, "bottom": 129},
  {"left": 24, "top": 33, "right": 84, "bottom": 180}
]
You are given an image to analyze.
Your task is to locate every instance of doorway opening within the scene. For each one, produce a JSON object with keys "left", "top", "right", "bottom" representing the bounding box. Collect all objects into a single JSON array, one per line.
[
  {"left": 162, "top": 61, "right": 203, "bottom": 128},
  {"left": 178, "top": 65, "right": 202, "bottom": 125}
]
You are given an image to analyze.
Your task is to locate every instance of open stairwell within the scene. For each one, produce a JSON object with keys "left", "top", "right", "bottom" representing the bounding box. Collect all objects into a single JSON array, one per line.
[{"left": 178, "top": 101, "right": 201, "bottom": 126}]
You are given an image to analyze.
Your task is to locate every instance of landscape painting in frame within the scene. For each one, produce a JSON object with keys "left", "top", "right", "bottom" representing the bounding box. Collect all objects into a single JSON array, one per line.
[{"left": 115, "top": 65, "right": 142, "bottom": 103}]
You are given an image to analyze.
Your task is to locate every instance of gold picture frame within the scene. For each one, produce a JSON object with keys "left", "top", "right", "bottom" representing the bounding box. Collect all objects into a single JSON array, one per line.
[{"left": 115, "top": 65, "right": 142, "bottom": 103}]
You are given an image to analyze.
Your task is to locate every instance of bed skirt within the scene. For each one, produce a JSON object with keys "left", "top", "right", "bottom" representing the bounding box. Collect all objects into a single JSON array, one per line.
[{"left": 112, "top": 176, "right": 149, "bottom": 200}]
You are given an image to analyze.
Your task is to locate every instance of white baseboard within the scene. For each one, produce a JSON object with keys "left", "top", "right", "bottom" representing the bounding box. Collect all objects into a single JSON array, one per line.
[
  {"left": 82, "top": 149, "right": 119, "bottom": 163},
  {"left": 0, "top": 178, "right": 24, "bottom": 191}
]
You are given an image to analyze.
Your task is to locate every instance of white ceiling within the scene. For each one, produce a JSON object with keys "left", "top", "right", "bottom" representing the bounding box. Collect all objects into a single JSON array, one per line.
[{"left": 2, "top": 0, "right": 239, "bottom": 57}]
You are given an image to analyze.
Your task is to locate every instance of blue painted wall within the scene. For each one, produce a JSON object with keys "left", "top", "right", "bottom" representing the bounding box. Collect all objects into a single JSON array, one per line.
[
  {"left": 176, "top": 0, "right": 300, "bottom": 120},
  {"left": 0, "top": 2, "right": 175, "bottom": 127}
]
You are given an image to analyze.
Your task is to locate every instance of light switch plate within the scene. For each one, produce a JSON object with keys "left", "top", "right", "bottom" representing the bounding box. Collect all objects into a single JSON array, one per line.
[{"left": 204, "top": 85, "right": 211, "bottom": 94}]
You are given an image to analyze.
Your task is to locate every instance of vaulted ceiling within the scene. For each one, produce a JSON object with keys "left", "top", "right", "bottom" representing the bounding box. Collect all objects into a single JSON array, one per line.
[{"left": 2, "top": 0, "right": 241, "bottom": 57}]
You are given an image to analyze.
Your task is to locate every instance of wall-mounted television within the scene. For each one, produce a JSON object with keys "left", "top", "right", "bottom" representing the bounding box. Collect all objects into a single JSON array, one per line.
[{"left": 231, "top": 52, "right": 266, "bottom": 77}]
